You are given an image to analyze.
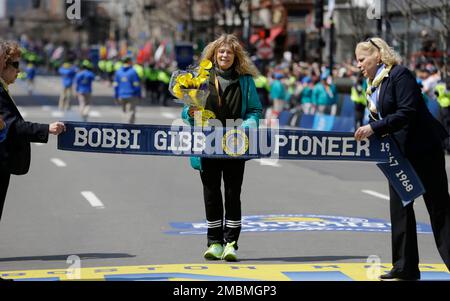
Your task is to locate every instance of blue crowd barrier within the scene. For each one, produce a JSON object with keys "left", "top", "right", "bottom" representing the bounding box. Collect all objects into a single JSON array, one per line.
[
  {"left": 278, "top": 110, "right": 293, "bottom": 126},
  {"left": 312, "top": 115, "right": 335, "bottom": 131},
  {"left": 293, "top": 114, "right": 354, "bottom": 132},
  {"left": 340, "top": 95, "right": 355, "bottom": 118},
  {"left": 298, "top": 114, "right": 315, "bottom": 129},
  {"left": 332, "top": 116, "right": 354, "bottom": 132}
]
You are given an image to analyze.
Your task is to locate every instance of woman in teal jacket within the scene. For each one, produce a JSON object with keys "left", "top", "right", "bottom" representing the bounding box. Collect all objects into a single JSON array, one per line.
[
  {"left": 312, "top": 72, "right": 338, "bottom": 114},
  {"left": 181, "top": 34, "right": 262, "bottom": 262}
]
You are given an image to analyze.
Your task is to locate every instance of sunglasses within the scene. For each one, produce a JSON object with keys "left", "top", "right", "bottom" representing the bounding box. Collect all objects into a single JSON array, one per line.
[
  {"left": 8, "top": 61, "right": 20, "bottom": 69},
  {"left": 366, "top": 38, "right": 380, "bottom": 51}
]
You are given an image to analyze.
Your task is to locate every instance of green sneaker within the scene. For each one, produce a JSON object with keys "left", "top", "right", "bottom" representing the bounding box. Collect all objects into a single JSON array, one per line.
[
  {"left": 222, "top": 241, "right": 238, "bottom": 262},
  {"left": 204, "top": 243, "right": 223, "bottom": 260}
]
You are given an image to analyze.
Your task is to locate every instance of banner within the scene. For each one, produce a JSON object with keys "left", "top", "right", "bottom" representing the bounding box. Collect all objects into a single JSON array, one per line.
[
  {"left": 377, "top": 139, "right": 425, "bottom": 207},
  {"left": 57, "top": 121, "right": 425, "bottom": 206}
]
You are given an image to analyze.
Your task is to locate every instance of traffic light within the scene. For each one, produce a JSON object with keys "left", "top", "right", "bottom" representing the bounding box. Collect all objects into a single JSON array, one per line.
[
  {"left": 8, "top": 16, "right": 14, "bottom": 27},
  {"left": 314, "top": 0, "right": 324, "bottom": 29},
  {"left": 32, "top": 0, "right": 41, "bottom": 9}
]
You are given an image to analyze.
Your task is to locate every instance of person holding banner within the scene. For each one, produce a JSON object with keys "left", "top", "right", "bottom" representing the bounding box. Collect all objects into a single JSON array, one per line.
[
  {"left": 354, "top": 37, "right": 450, "bottom": 280},
  {"left": 0, "top": 41, "right": 66, "bottom": 234},
  {"left": 182, "top": 34, "right": 262, "bottom": 262}
]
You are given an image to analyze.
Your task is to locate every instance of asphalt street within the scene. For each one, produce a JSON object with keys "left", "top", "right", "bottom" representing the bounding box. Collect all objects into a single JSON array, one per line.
[{"left": 0, "top": 75, "right": 449, "bottom": 281}]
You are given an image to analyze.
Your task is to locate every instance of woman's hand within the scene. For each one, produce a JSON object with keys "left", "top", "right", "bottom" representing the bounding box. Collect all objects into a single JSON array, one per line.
[
  {"left": 188, "top": 106, "right": 201, "bottom": 118},
  {"left": 354, "top": 124, "right": 374, "bottom": 141},
  {"left": 0, "top": 117, "right": 5, "bottom": 131},
  {"left": 49, "top": 122, "right": 66, "bottom": 135}
]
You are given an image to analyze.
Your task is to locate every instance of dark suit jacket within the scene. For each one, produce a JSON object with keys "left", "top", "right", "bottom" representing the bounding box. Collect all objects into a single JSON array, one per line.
[
  {"left": 0, "top": 84, "right": 49, "bottom": 175},
  {"left": 370, "top": 65, "right": 449, "bottom": 158}
]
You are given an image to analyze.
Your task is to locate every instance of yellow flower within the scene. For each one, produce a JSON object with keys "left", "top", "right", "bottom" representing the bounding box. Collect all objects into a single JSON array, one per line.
[
  {"left": 199, "top": 69, "right": 209, "bottom": 79},
  {"left": 177, "top": 73, "right": 193, "bottom": 88},
  {"left": 200, "top": 59, "right": 212, "bottom": 70},
  {"left": 172, "top": 83, "right": 184, "bottom": 99},
  {"left": 191, "top": 78, "right": 201, "bottom": 88},
  {"left": 197, "top": 75, "right": 208, "bottom": 85}
]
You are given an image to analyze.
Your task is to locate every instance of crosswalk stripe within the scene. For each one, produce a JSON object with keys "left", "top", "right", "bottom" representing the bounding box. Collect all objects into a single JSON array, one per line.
[
  {"left": 50, "top": 158, "right": 67, "bottom": 167},
  {"left": 362, "top": 190, "right": 389, "bottom": 200},
  {"left": 81, "top": 191, "right": 105, "bottom": 209},
  {"left": 256, "top": 158, "right": 281, "bottom": 167}
]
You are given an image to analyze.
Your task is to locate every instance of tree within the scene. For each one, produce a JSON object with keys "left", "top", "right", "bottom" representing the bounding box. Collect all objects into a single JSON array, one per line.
[
  {"left": 346, "top": 0, "right": 369, "bottom": 46},
  {"left": 391, "top": 0, "right": 449, "bottom": 85}
]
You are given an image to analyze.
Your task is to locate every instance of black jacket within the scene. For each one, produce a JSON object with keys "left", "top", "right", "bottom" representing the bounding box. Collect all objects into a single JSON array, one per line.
[
  {"left": 370, "top": 65, "right": 448, "bottom": 157},
  {"left": 0, "top": 84, "right": 49, "bottom": 175}
]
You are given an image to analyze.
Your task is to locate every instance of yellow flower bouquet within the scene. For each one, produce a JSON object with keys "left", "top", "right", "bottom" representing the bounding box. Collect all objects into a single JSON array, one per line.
[{"left": 169, "top": 59, "right": 216, "bottom": 125}]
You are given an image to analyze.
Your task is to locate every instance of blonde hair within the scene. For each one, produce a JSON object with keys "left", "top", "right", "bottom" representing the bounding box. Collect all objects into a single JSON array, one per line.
[
  {"left": 356, "top": 37, "right": 402, "bottom": 66},
  {"left": 201, "top": 34, "right": 259, "bottom": 77},
  {"left": 3, "top": 41, "right": 21, "bottom": 64}
]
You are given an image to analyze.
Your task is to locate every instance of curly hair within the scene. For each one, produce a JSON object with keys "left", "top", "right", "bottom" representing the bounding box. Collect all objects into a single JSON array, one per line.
[
  {"left": 356, "top": 37, "right": 402, "bottom": 66},
  {"left": 3, "top": 41, "right": 21, "bottom": 64},
  {"left": 0, "top": 41, "right": 5, "bottom": 56},
  {"left": 201, "top": 34, "right": 259, "bottom": 77}
]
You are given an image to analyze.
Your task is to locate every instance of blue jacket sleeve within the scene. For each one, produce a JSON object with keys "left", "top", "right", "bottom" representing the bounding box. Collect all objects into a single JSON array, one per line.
[
  {"left": 181, "top": 105, "right": 194, "bottom": 126},
  {"left": 242, "top": 77, "right": 262, "bottom": 128},
  {"left": 74, "top": 73, "right": 81, "bottom": 92},
  {"left": 113, "top": 71, "right": 119, "bottom": 99},
  {"left": 131, "top": 71, "right": 141, "bottom": 98}
]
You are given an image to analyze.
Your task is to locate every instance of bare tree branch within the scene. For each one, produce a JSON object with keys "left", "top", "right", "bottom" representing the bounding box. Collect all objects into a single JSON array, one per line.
[{"left": 410, "top": 0, "right": 449, "bottom": 31}]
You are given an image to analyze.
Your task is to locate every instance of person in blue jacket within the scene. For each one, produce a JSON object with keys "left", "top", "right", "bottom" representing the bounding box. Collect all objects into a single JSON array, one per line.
[
  {"left": 113, "top": 56, "right": 141, "bottom": 124},
  {"left": 24, "top": 61, "right": 36, "bottom": 96},
  {"left": 74, "top": 60, "right": 96, "bottom": 121},
  {"left": 182, "top": 34, "right": 262, "bottom": 262},
  {"left": 58, "top": 60, "right": 78, "bottom": 111}
]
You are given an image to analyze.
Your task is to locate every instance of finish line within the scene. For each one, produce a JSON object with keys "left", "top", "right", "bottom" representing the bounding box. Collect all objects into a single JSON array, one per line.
[{"left": 2, "top": 263, "right": 449, "bottom": 281}]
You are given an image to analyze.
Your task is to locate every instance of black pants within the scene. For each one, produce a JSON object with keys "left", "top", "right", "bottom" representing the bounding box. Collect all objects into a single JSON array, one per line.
[
  {"left": 200, "top": 158, "right": 245, "bottom": 248},
  {"left": 389, "top": 148, "right": 450, "bottom": 276},
  {"left": 0, "top": 172, "right": 10, "bottom": 221}
]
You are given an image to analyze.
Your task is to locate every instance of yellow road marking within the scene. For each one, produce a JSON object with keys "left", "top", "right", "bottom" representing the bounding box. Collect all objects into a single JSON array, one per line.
[{"left": 1, "top": 263, "right": 448, "bottom": 281}]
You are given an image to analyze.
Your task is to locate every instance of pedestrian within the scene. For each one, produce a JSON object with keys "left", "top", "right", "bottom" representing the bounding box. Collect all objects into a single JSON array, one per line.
[
  {"left": 434, "top": 81, "right": 450, "bottom": 154},
  {"left": 350, "top": 74, "right": 367, "bottom": 129},
  {"left": 181, "top": 34, "right": 262, "bottom": 261},
  {"left": 24, "top": 60, "right": 36, "bottom": 96},
  {"left": 254, "top": 71, "right": 270, "bottom": 115},
  {"left": 74, "top": 60, "right": 96, "bottom": 121},
  {"left": 354, "top": 37, "right": 450, "bottom": 281},
  {"left": 269, "top": 71, "right": 286, "bottom": 114},
  {"left": 0, "top": 44, "right": 10, "bottom": 281},
  {"left": 300, "top": 76, "right": 314, "bottom": 115},
  {"left": 0, "top": 41, "right": 66, "bottom": 253},
  {"left": 58, "top": 59, "right": 77, "bottom": 111},
  {"left": 312, "top": 71, "right": 338, "bottom": 115},
  {"left": 113, "top": 56, "right": 141, "bottom": 124}
]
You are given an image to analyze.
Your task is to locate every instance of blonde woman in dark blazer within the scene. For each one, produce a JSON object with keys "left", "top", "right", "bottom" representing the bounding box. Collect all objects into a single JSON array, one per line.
[{"left": 355, "top": 37, "right": 450, "bottom": 281}]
